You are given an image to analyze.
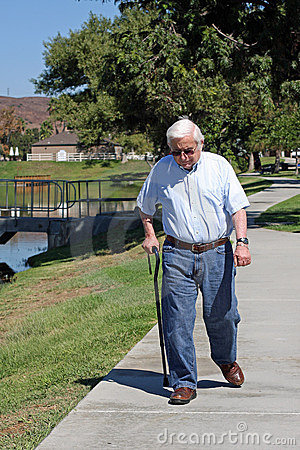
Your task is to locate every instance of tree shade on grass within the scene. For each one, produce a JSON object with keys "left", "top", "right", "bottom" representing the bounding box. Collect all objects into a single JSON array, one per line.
[{"left": 255, "top": 194, "right": 300, "bottom": 232}]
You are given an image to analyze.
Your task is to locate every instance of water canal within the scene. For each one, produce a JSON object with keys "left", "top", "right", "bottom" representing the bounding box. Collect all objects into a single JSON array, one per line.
[
  {"left": 0, "top": 177, "right": 143, "bottom": 273},
  {"left": 0, "top": 232, "right": 48, "bottom": 272}
]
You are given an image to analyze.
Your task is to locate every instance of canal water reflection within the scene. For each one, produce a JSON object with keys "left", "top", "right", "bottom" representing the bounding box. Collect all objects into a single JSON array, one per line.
[
  {"left": 0, "top": 232, "right": 48, "bottom": 272},
  {"left": 0, "top": 178, "right": 144, "bottom": 272}
]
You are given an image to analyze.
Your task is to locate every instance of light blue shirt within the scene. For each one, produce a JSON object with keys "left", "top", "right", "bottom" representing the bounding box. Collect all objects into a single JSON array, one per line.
[{"left": 137, "top": 152, "right": 250, "bottom": 243}]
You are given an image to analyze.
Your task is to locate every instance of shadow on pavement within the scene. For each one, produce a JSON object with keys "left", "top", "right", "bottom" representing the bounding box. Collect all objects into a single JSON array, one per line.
[
  {"left": 75, "top": 369, "right": 240, "bottom": 399},
  {"left": 104, "top": 368, "right": 170, "bottom": 398},
  {"left": 197, "top": 379, "right": 240, "bottom": 389},
  {"left": 263, "top": 179, "right": 300, "bottom": 185}
]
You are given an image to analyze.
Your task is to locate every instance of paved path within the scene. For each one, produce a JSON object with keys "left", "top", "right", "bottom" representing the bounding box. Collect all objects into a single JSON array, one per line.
[
  {"left": 38, "top": 179, "right": 300, "bottom": 449},
  {"left": 246, "top": 177, "right": 300, "bottom": 226}
]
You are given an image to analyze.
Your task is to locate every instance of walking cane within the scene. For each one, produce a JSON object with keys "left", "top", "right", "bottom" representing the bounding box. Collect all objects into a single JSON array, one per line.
[{"left": 148, "top": 247, "right": 169, "bottom": 387}]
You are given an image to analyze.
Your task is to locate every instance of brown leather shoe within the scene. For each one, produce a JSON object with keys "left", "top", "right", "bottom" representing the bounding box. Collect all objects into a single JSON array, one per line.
[
  {"left": 219, "top": 362, "right": 244, "bottom": 386},
  {"left": 169, "top": 387, "right": 197, "bottom": 405}
]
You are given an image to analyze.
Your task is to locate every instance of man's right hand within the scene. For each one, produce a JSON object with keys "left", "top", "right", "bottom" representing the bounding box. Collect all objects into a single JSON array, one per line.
[
  {"left": 142, "top": 236, "right": 160, "bottom": 254},
  {"left": 139, "top": 209, "right": 160, "bottom": 254}
]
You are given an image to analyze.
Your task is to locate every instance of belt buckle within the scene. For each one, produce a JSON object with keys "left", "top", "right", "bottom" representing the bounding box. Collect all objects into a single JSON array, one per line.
[{"left": 191, "top": 243, "right": 200, "bottom": 253}]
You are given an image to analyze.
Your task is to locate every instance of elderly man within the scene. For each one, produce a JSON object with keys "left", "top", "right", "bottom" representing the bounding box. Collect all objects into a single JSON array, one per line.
[{"left": 137, "top": 118, "right": 251, "bottom": 405}]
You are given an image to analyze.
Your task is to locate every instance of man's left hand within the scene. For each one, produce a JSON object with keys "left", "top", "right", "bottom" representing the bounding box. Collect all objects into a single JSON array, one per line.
[{"left": 233, "top": 245, "right": 251, "bottom": 267}]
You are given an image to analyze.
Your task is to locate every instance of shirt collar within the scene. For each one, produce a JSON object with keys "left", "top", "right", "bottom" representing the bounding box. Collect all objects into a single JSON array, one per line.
[{"left": 176, "top": 152, "right": 203, "bottom": 173}]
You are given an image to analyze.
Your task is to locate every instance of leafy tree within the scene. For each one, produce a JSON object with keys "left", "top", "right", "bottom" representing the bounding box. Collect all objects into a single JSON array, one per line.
[
  {"left": 116, "top": 132, "right": 154, "bottom": 154},
  {"left": 115, "top": 0, "right": 299, "bottom": 164},
  {"left": 40, "top": 120, "right": 54, "bottom": 140},
  {"left": 32, "top": 1, "right": 299, "bottom": 169},
  {"left": 9, "top": 128, "right": 40, "bottom": 159},
  {"left": 249, "top": 103, "right": 299, "bottom": 172},
  {"left": 32, "top": 10, "right": 235, "bottom": 151},
  {"left": 116, "top": 1, "right": 299, "bottom": 93},
  {"left": 0, "top": 108, "right": 23, "bottom": 160}
]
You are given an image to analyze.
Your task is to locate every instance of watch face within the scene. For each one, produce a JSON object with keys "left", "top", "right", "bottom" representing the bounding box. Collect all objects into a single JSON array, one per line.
[{"left": 237, "top": 238, "right": 249, "bottom": 245}]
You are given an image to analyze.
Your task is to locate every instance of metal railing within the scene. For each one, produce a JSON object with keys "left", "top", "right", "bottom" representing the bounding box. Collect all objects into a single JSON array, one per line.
[
  {"left": 0, "top": 177, "right": 146, "bottom": 219},
  {"left": 0, "top": 179, "right": 76, "bottom": 218},
  {"left": 67, "top": 178, "right": 145, "bottom": 218}
]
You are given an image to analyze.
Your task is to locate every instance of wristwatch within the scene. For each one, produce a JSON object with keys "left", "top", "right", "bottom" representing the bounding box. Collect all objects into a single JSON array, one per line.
[{"left": 236, "top": 237, "right": 249, "bottom": 245}]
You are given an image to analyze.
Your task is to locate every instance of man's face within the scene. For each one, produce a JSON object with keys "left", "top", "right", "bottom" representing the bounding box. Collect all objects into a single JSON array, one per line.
[{"left": 169, "top": 135, "right": 202, "bottom": 170}]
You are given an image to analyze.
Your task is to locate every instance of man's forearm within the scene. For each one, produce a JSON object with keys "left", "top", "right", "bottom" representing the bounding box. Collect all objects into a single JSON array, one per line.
[
  {"left": 232, "top": 208, "right": 248, "bottom": 240},
  {"left": 232, "top": 208, "right": 251, "bottom": 267},
  {"left": 139, "top": 210, "right": 156, "bottom": 237},
  {"left": 139, "top": 209, "right": 160, "bottom": 254}
]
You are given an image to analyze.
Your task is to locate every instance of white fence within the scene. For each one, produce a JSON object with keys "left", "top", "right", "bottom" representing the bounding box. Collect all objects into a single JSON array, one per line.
[
  {"left": 27, "top": 153, "right": 117, "bottom": 162},
  {"left": 27, "top": 152, "right": 154, "bottom": 162},
  {"left": 27, "top": 153, "right": 54, "bottom": 161}
]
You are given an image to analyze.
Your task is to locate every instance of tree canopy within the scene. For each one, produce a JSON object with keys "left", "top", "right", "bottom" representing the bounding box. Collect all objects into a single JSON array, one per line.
[
  {"left": 32, "top": 0, "right": 299, "bottom": 168},
  {"left": 0, "top": 108, "right": 23, "bottom": 159}
]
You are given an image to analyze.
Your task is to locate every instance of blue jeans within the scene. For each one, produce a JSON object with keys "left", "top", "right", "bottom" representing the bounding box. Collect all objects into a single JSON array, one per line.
[{"left": 161, "top": 238, "right": 240, "bottom": 390}]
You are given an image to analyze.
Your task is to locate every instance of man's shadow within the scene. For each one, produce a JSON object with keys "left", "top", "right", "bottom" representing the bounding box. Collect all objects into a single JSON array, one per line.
[{"left": 76, "top": 369, "right": 239, "bottom": 398}]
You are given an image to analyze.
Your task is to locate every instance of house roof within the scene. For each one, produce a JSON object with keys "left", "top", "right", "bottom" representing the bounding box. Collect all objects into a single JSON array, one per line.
[
  {"left": 32, "top": 132, "right": 121, "bottom": 148},
  {"left": 32, "top": 131, "right": 79, "bottom": 147}
]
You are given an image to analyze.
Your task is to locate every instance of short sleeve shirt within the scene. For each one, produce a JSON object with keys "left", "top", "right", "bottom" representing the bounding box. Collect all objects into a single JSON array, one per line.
[{"left": 137, "top": 152, "right": 250, "bottom": 244}]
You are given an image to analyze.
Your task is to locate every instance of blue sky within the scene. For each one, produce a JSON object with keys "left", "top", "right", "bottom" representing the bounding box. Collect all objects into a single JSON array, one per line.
[{"left": 0, "top": 0, "right": 120, "bottom": 98}]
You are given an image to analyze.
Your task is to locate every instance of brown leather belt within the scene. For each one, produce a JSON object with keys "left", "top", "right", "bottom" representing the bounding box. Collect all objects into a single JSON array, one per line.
[{"left": 166, "top": 235, "right": 229, "bottom": 254}]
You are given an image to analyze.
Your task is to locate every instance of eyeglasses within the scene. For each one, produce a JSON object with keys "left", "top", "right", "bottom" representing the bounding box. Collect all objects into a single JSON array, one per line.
[{"left": 170, "top": 146, "right": 197, "bottom": 157}]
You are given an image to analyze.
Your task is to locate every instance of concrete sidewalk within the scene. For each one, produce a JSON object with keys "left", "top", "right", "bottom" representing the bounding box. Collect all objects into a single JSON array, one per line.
[{"left": 38, "top": 179, "right": 300, "bottom": 449}]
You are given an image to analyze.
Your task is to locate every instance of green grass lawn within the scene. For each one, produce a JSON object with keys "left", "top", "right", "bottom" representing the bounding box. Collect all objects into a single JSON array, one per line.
[
  {"left": 238, "top": 176, "right": 273, "bottom": 196},
  {"left": 260, "top": 156, "right": 282, "bottom": 165},
  {"left": 0, "top": 160, "right": 151, "bottom": 181},
  {"left": 255, "top": 194, "right": 300, "bottom": 232},
  {"left": 0, "top": 221, "right": 164, "bottom": 449},
  {"left": 261, "top": 171, "right": 300, "bottom": 179}
]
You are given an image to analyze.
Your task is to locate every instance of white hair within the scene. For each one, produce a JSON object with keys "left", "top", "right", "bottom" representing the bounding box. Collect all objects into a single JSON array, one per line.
[{"left": 166, "top": 118, "right": 204, "bottom": 148}]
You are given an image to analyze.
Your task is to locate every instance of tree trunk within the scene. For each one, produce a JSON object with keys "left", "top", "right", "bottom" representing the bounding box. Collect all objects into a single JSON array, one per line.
[
  {"left": 253, "top": 152, "right": 262, "bottom": 171},
  {"left": 248, "top": 152, "right": 255, "bottom": 172},
  {"left": 274, "top": 149, "right": 281, "bottom": 173}
]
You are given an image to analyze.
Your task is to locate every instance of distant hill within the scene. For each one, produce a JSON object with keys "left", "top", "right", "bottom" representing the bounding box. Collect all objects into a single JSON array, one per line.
[{"left": 0, "top": 96, "right": 50, "bottom": 129}]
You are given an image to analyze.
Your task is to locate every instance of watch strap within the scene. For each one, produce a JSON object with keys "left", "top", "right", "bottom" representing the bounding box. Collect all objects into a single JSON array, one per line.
[{"left": 236, "top": 237, "right": 249, "bottom": 245}]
